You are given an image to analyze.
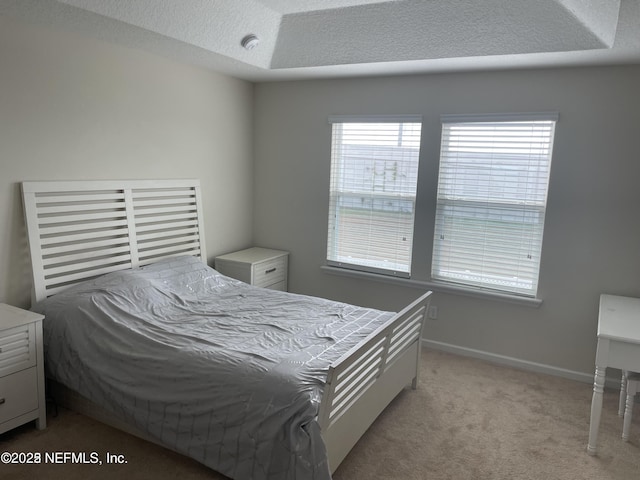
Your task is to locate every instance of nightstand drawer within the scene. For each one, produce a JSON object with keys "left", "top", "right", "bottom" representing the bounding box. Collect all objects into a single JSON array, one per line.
[
  {"left": 253, "top": 257, "right": 287, "bottom": 288},
  {"left": 0, "top": 367, "right": 39, "bottom": 424},
  {"left": 215, "top": 247, "right": 289, "bottom": 291},
  {"left": 0, "top": 304, "right": 45, "bottom": 434},
  {"left": 0, "top": 323, "right": 36, "bottom": 378},
  {"left": 265, "top": 280, "right": 287, "bottom": 292}
]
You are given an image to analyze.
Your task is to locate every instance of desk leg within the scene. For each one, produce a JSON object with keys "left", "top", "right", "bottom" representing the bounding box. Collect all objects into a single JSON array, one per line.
[
  {"left": 619, "top": 371, "right": 627, "bottom": 416},
  {"left": 587, "top": 365, "right": 606, "bottom": 455}
]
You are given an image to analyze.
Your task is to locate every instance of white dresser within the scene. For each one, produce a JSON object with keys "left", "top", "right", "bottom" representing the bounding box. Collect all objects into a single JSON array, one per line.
[
  {"left": 215, "top": 247, "right": 289, "bottom": 291},
  {"left": 0, "top": 303, "right": 46, "bottom": 434}
]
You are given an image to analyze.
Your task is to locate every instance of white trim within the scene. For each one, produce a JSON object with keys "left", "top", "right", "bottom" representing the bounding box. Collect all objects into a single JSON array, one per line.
[
  {"left": 440, "top": 112, "right": 559, "bottom": 123},
  {"left": 422, "top": 339, "right": 620, "bottom": 389},
  {"left": 328, "top": 114, "right": 422, "bottom": 124},
  {"left": 326, "top": 260, "right": 410, "bottom": 279},
  {"left": 321, "top": 265, "right": 543, "bottom": 307}
]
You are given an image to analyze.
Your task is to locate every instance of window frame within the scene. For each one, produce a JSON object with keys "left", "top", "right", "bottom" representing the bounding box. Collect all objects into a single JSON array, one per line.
[
  {"left": 430, "top": 112, "right": 558, "bottom": 297},
  {"left": 326, "top": 115, "right": 423, "bottom": 278}
]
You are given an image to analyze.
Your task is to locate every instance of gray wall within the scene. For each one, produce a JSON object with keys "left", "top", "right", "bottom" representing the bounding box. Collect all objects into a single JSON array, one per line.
[
  {"left": 3, "top": 10, "right": 640, "bottom": 379},
  {"left": 253, "top": 66, "right": 640, "bottom": 376},
  {"left": 0, "top": 16, "right": 254, "bottom": 308}
]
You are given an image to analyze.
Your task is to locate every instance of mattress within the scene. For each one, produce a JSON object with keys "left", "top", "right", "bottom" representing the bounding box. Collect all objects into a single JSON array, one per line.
[{"left": 32, "top": 255, "right": 394, "bottom": 480}]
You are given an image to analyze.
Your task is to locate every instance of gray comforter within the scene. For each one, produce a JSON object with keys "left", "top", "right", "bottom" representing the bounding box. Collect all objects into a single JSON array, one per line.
[{"left": 33, "top": 255, "right": 394, "bottom": 480}]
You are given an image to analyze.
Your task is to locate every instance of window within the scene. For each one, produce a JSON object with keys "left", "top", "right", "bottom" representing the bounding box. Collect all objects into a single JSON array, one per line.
[
  {"left": 327, "top": 116, "right": 422, "bottom": 277},
  {"left": 431, "top": 113, "right": 557, "bottom": 296}
]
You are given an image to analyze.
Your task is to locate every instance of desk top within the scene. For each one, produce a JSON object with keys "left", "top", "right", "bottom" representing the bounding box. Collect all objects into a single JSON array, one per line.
[{"left": 598, "top": 294, "right": 640, "bottom": 344}]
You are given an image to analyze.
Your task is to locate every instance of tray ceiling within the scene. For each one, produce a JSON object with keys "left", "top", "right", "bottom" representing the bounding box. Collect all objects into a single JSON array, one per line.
[{"left": 1, "top": 0, "right": 639, "bottom": 81}]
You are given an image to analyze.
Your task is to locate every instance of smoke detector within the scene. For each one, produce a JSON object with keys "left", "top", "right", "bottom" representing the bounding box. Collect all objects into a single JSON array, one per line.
[{"left": 241, "top": 34, "right": 260, "bottom": 50}]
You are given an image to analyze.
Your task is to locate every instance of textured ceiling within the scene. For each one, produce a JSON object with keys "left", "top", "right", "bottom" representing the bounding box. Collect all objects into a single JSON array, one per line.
[
  {"left": 1, "top": 0, "right": 640, "bottom": 81},
  {"left": 272, "top": 0, "right": 620, "bottom": 68},
  {"left": 259, "top": 0, "right": 394, "bottom": 14}
]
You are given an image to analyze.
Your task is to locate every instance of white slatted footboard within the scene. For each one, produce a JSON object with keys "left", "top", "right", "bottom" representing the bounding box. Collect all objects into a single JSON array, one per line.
[{"left": 318, "top": 291, "right": 432, "bottom": 472}]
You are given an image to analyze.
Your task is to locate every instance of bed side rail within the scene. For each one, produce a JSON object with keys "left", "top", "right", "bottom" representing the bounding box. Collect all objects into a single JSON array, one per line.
[{"left": 317, "top": 291, "right": 431, "bottom": 431}]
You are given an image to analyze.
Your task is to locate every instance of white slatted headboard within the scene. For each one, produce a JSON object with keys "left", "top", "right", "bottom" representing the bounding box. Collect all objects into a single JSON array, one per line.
[{"left": 22, "top": 179, "right": 207, "bottom": 304}]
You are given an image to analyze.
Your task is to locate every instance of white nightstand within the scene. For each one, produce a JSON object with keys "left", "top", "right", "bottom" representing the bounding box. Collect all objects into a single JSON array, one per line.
[
  {"left": 215, "top": 247, "right": 289, "bottom": 291},
  {"left": 0, "top": 303, "right": 46, "bottom": 434}
]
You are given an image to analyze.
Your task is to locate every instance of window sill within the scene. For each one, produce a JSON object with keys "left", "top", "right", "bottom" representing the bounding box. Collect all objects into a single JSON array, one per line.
[{"left": 320, "top": 265, "right": 543, "bottom": 308}]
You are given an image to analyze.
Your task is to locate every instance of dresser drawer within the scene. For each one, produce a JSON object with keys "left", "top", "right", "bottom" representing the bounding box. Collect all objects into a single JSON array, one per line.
[
  {"left": 0, "top": 367, "right": 39, "bottom": 424},
  {"left": 0, "top": 323, "right": 36, "bottom": 378},
  {"left": 253, "top": 256, "right": 287, "bottom": 288}
]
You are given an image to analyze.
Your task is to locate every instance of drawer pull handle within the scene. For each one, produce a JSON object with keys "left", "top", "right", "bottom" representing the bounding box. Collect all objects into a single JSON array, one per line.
[
  {"left": 0, "top": 398, "right": 5, "bottom": 405},
  {"left": 265, "top": 268, "right": 277, "bottom": 274}
]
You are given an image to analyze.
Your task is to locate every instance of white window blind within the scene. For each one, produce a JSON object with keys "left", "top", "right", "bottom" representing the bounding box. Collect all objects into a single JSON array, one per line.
[
  {"left": 327, "top": 116, "right": 422, "bottom": 277},
  {"left": 432, "top": 113, "right": 557, "bottom": 296}
]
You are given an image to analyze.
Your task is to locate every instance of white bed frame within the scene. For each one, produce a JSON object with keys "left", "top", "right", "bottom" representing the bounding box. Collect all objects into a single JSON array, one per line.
[{"left": 21, "top": 179, "right": 431, "bottom": 474}]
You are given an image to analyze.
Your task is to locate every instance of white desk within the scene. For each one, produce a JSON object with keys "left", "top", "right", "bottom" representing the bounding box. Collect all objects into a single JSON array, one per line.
[{"left": 587, "top": 294, "right": 640, "bottom": 454}]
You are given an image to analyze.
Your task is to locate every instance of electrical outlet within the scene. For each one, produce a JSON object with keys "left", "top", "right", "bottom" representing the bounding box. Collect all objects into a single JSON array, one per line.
[{"left": 428, "top": 305, "right": 438, "bottom": 320}]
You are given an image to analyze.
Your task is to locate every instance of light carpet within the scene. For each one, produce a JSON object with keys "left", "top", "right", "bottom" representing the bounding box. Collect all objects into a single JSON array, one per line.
[{"left": 1, "top": 349, "right": 639, "bottom": 480}]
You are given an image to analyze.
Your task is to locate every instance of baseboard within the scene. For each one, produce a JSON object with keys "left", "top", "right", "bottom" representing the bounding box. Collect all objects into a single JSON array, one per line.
[{"left": 422, "top": 339, "right": 621, "bottom": 390}]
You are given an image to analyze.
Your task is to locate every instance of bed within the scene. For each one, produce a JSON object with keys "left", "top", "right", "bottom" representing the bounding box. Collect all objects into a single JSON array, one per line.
[{"left": 21, "top": 179, "right": 432, "bottom": 479}]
